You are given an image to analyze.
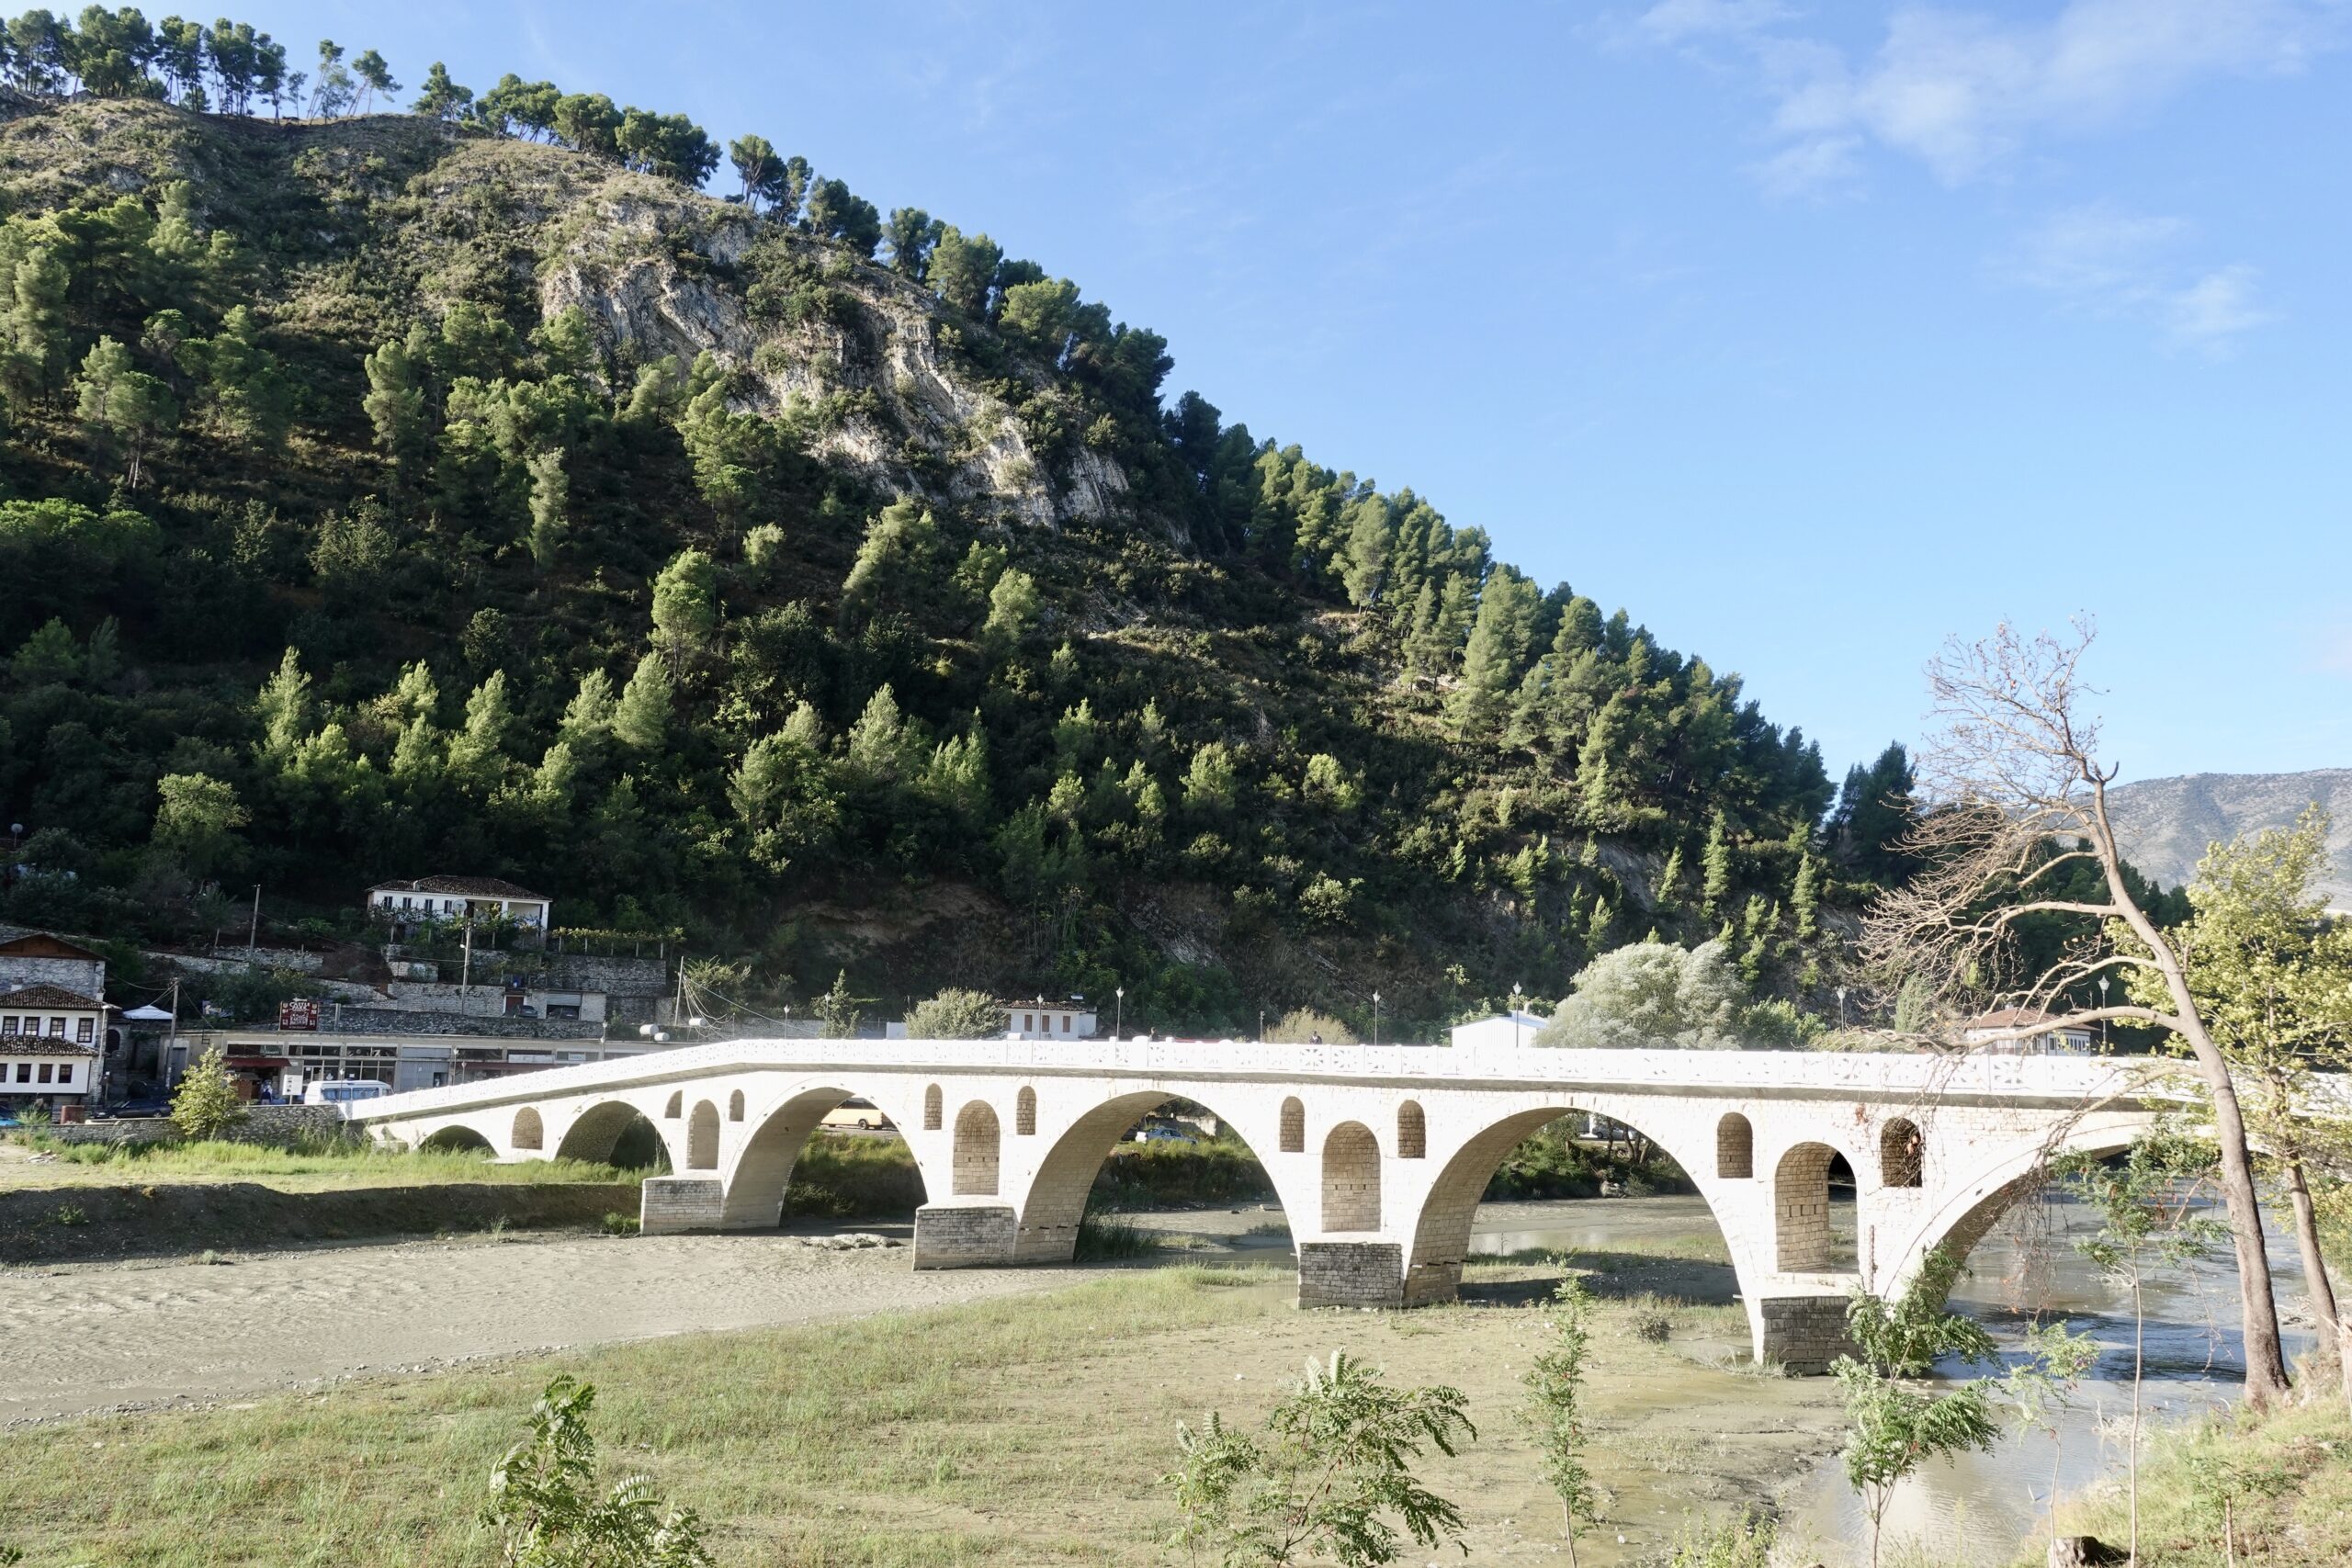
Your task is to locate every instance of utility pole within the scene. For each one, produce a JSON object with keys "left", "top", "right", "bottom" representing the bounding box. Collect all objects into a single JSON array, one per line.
[
  {"left": 459, "top": 920, "right": 472, "bottom": 996},
  {"left": 246, "top": 884, "right": 262, "bottom": 956}
]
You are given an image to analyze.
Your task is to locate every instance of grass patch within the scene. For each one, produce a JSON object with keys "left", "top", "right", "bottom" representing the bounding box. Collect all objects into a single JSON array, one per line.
[
  {"left": 3, "top": 1133, "right": 645, "bottom": 1192},
  {"left": 782, "top": 1132, "right": 929, "bottom": 1218},
  {"left": 2018, "top": 1395, "right": 2352, "bottom": 1567}
]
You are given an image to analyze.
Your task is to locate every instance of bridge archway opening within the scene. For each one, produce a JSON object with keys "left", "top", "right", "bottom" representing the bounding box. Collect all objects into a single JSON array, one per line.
[
  {"left": 555, "top": 1100, "right": 671, "bottom": 1172},
  {"left": 1403, "top": 1104, "right": 1732, "bottom": 1310},
  {"left": 420, "top": 1124, "right": 493, "bottom": 1156},
  {"left": 1013, "top": 1090, "right": 1284, "bottom": 1265},
  {"left": 1015, "top": 1086, "right": 1038, "bottom": 1136},
  {"left": 663, "top": 1091, "right": 682, "bottom": 1119},
  {"left": 1396, "top": 1101, "right": 1427, "bottom": 1159},
  {"left": 511, "top": 1107, "right": 544, "bottom": 1153},
  {"left": 1776, "top": 1141, "right": 1859, "bottom": 1273},
  {"left": 1279, "top": 1097, "right": 1305, "bottom": 1154},
  {"left": 687, "top": 1100, "right": 720, "bottom": 1170},
  {"left": 954, "top": 1100, "right": 1001, "bottom": 1196},
  {"left": 1322, "top": 1122, "right": 1381, "bottom": 1232},
  {"left": 728, "top": 1089, "right": 744, "bottom": 1122},
  {"left": 718, "top": 1084, "right": 926, "bottom": 1231},
  {"left": 1716, "top": 1113, "right": 1752, "bottom": 1179},
  {"left": 1881, "top": 1118, "right": 1923, "bottom": 1189},
  {"left": 923, "top": 1084, "right": 943, "bottom": 1130}
]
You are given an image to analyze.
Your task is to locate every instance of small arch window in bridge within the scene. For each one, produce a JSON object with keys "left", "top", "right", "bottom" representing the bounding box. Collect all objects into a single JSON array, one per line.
[
  {"left": 663, "top": 1091, "right": 682, "bottom": 1119},
  {"left": 511, "top": 1106, "right": 543, "bottom": 1152},
  {"left": 954, "top": 1100, "right": 1001, "bottom": 1195},
  {"left": 1016, "top": 1085, "right": 1037, "bottom": 1136},
  {"left": 1321, "top": 1121, "right": 1380, "bottom": 1232},
  {"left": 1716, "top": 1112, "right": 1753, "bottom": 1179},
  {"left": 1396, "top": 1100, "right": 1426, "bottom": 1159},
  {"left": 923, "top": 1083, "right": 944, "bottom": 1131},
  {"left": 687, "top": 1100, "right": 719, "bottom": 1170},
  {"left": 728, "top": 1089, "right": 744, "bottom": 1122},
  {"left": 1279, "top": 1096, "right": 1305, "bottom": 1154},
  {"left": 1881, "top": 1118, "right": 1923, "bottom": 1189}
]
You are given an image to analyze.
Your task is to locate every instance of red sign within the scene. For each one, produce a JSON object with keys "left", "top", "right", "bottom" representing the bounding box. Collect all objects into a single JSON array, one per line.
[{"left": 277, "top": 998, "right": 321, "bottom": 1032}]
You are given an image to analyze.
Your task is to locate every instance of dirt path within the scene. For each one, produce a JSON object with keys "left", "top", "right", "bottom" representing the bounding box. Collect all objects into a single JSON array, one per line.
[{"left": 0, "top": 1228, "right": 1117, "bottom": 1426}]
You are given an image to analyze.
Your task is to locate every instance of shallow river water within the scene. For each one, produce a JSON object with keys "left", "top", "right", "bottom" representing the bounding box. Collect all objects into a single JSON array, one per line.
[{"left": 1469, "top": 1192, "right": 2314, "bottom": 1566}]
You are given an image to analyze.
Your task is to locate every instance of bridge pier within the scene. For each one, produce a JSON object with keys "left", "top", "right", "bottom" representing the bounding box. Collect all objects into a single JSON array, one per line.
[
  {"left": 1296, "top": 1240, "right": 1406, "bottom": 1309},
  {"left": 912, "top": 1201, "right": 1018, "bottom": 1269},
  {"left": 1751, "top": 1292, "right": 1857, "bottom": 1374},
  {"left": 640, "top": 1176, "right": 726, "bottom": 1235}
]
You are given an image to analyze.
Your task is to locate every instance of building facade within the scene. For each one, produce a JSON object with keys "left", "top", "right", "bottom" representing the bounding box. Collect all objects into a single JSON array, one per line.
[
  {"left": 366, "top": 876, "right": 553, "bottom": 937},
  {"left": 0, "top": 983, "right": 105, "bottom": 1104}
]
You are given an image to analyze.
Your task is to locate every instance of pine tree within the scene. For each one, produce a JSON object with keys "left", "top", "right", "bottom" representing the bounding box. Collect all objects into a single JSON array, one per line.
[
  {"left": 362, "top": 325, "right": 430, "bottom": 471},
  {"left": 1792, "top": 852, "right": 1821, "bottom": 940},
  {"left": 650, "top": 548, "right": 718, "bottom": 668},
  {"left": 612, "top": 654, "right": 673, "bottom": 750},
  {"left": 254, "top": 648, "right": 311, "bottom": 762},
  {"left": 1701, "top": 814, "right": 1733, "bottom": 919},
  {"left": 526, "top": 447, "right": 567, "bottom": 568}
]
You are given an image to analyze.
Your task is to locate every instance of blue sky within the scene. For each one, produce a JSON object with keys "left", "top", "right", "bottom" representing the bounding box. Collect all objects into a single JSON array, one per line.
[{"left": 252, "top": 1, "right": 2349, "bottom": 785}]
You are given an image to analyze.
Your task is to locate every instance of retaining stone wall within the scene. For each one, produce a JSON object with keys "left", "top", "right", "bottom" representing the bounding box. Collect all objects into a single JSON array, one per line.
[
  {"left": 639, "top": 1176, "right": 725, "bottom": 1235},
  {"left": 912, "top": 1202, "right": 1016, "bottom": 1268},
  {"left": 1297, "top": 1240, "right": 1404, "bottom": 1308},
  {"left": 29, "top": 1104, "right": 345, "bottom": 1146}
]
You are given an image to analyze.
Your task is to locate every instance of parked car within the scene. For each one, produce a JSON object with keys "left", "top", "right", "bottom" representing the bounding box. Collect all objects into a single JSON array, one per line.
[
  {"left": 820, "top": 1097, "right": 892, "bottom": 1132},
  {"left": 1133, "top": 1124, "right": 1197, "bottom": 1145},
  {"left": 95, "top": 1096, "right": 171, "bottom": 1120}
]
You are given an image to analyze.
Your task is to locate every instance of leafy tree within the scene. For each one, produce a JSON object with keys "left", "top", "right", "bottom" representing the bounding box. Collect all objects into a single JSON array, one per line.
[
  {"left": 362, "top": 326, "right": 429, "bottom": 467},
  {"left": 650, "top": 548, "right": 718, "bottom": 667},
  {"left": 3, "top": 243, "right": 70, "bottom": 412},
  {"left": 349, "top": 48, "right": 397, "bottom": 114},
  {"left": 11, "top": 616, "right": 80, "bottom": 684},
  {"left": 169, "top": 1043, "right": 246, "bottom": 1139},
  {"left": 1999, "top": 1319, "right": 2104, "bottom": 1563},
  {"left": 483, "top": 1376, "right": 712, "bottom": 1568},
  {"left": 308, "top": 39, "right": 353, "bottom": 117},
  {"left": 804, "top": 177, "right": 880, "bottom": 255},
  {"left": 814, "top": 969, "right": 863, "bottom": 1039},
  {"left": 526, "top": 448, "right": 568, "bottom": 568},
  {"left": 1523, "top": 1277, "right": 1601, "bottom": 1565},
  {"left": 1830, "top": 1247, "right": 2000, "bottom": 1568},
  {"left": 153, "top": 771, "right": 247, "bottom": 876},
  {"left": 411, "top": 62, "right": 472, "bottom": 122},
  {"left": 74, "top": 334, "right": 177, "bottom": 488},
  {"left": 1265, "top": 1008, "right": 1356, "bottom": 1044},
  {"left": 1163, "top": 1349, "right": 1475, "bottom": 1568},
  {"left": 612, "top": 654, "right": 673, "bottom": 750},
  {"left": 552, "top": 92, "right": 621, "bottom": 157},
  {"left": 2054, "top": 1129, "right": 2224, "bottom": 1561},
  {"left": 929, "top": 225, "right": 1001, "bottom": 315},
  {"left": 1536, "top": 939, "right": 1749, "bottom": 1050},
  {"left": 905, "top": 987, "right": 1003, "bottom": 1039},
  {"left": 840, "top": 501, "right": 938, "bottom": 622},
  {"left": 728, "top": 133, "right": 779, "bottom": 209},
  {"left": 883, "top": 206, "right": 940, "bottom": 278},
  {"left": 980, "top": 568, "right": 1038, "bottom": 649}
]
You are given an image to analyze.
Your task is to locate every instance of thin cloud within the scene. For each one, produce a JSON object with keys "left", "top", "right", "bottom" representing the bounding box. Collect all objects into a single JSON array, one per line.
[
  {"left": 1639, "top": 0, "right": 2345, "bottom": 192},
  {"left": 1995, "top": 204, "right": 2278, "bottom": 351}
]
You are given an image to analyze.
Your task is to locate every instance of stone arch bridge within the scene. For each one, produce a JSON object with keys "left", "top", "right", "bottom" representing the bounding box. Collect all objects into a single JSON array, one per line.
[{"left": 351, "top": 1040, "right": 2161, "bottom": 1371}]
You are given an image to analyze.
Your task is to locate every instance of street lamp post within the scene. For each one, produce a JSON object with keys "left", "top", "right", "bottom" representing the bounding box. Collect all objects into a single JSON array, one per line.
[
  {"left": 1372, "top": 990, "right": 1380, "bottom": 1047},
  {"left": 1511, "top": 984, "right": 1524, "bottom": 1049},
  {"left": 1114, "top": 987, "right": 1124, "bottom": 1040},
  {"left": 2098, "top": 976, "right": 2109, "bottom": 1051},
  {"left": 1837, "top": 987, "right": 1849, "bottom": 1028}
]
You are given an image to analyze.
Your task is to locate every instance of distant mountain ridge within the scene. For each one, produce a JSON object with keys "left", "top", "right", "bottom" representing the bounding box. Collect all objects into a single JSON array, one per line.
[{"left": 2106, "top": 771, "right": 2352, "bottom": 909}]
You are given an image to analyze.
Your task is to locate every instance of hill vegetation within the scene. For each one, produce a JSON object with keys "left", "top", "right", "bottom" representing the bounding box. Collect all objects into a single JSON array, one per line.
[{"left": 0, "top": 21, "right": 1919, "bottom": 1034}]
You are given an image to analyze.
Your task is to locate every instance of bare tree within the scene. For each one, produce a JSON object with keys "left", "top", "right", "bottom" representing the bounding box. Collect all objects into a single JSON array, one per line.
[{"left": 1858, "top": 619, "right": 2290, "bottom": 1404}]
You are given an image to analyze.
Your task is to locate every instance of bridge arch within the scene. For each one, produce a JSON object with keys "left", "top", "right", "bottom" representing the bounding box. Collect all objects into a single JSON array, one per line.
[
  {"left": 554, "top": 1100, "right": 672, "bottom": 1170},
  {"left": 1401, "top": 1102, "right": 1732, "bottom": 1310},
  {"left": 923, "top": 1084, "right": 943, "bottom": 1130},
  {"left": 1012, "top": 1090, "right": 1305, "bottom": 1265},
  {"left": 1396, "top": 1101, "right": 1427, "bottom": 1159},
  {"left": 1716, "top": 1113, "right": 1753, "bottom": 1179},
  {"left": 1774, "top": 1141, "right": 1857, "bottom": 1273},
  {"left": 954, "top": 1100, "right": 1001, "bottom": 1196},
  {"left": 686, "top": 1100, "right": 721, "bottom": 1170},
  {"left": 1322, "top": 1122, "right": 1382, "bottom": 1232},
  {"left": 713, "top": 1079, "right": 932, "bottom": 1230},
  {"left": 1015, "top": 1086, "right": 1037, "bottom": 1136},
  {"left": 728, "top": 1089, "right": 744, "bottom": 1122},
  {"left": 512, "top": 1106, "right": 544, "bottom": 1153},
  {"left": 1881, "top": 1118, "right": 1923, "bottom": 1189},
  {"left": 1279, "top": 1097, "right": 1305, "bottom": 1153},
  {"left": 421, "top": 1123, "right": 493, "bottom": 1155},
  {"left": 1880, "top": 1119, "right": 2145, "bottom": 1300}
]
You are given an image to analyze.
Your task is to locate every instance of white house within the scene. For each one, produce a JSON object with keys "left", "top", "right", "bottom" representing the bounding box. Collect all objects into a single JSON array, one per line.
[
  {"left": 1962, "top": 1008, "right": 2095, "bottom": 1055},
  {"left": 1449, "top": 1010, "right": 1547, "bottom": 1050},
  {"left": 0, "top": 983, "right": 105, "bottom": 1103},
  {"left": 1002, "top": 999, "right": 1097, "bottom": 1041},
  {"left": 367, "top": 876, "right": 553, "bottom": 934}
]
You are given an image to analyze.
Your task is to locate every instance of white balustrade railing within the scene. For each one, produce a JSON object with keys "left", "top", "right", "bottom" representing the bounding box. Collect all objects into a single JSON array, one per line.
[{"left": 352, "top": 1035, "right": 2176, "bottom": 1123}]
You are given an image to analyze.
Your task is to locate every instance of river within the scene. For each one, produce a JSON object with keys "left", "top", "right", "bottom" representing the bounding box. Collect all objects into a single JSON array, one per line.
[{"left": 1468, "top": 1190, "right": 2314, "bottom": 1566}]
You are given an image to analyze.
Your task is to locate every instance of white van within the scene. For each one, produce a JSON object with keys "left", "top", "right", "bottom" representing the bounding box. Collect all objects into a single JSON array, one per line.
[
  {"left": 819, "top": 1097, "right": 892, "bottom": 1132},
  {"left": 303, "top": 1078, "right": 393, "bottom": 1106}
]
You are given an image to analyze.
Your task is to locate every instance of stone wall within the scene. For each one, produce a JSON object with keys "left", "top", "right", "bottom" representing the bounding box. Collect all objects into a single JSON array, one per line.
[
  {"left": 29, "top": 1103, "right": 345, "bottom": 1146},
  {"left": 0, "top": 953, "right": 103, "bottom": 997},
  {"left": 302, "top": 1007, "right": 605, "bottom": 1041},
  {"left": 1756, "top": 1295, "right": 1857, "bottom": 1374},
  {"left": 1297, "top": 1240, "right": 1404, "bottom": 1308},
  {"left": 639, "top": 1176, "right": 725, "bottom": 1235},
  {"left": 912, "top": 1202, "right": 1015, "bottom": 1268}
]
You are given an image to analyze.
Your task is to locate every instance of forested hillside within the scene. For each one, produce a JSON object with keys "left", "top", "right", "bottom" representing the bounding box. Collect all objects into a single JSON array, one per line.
[{"left": 0, "top": 29, "right": 1914, "bottom": 1033}]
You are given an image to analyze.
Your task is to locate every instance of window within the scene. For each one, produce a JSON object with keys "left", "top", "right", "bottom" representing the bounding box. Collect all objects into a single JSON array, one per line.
[
  {"left": 37, "top": 1064, "right": 52, "bottom": 1084},
  {"left": 14, "top": 1063, "right": 28, "bottom": 1082},
  {"left": 1060, "top": 1014, "right": 1071, "bottom": 1032},
  {"left": 48, "top": 1018, "right": 65, "bottom": 1037},
  {"left": 0, "top": 1015, "right": 16, "bottom": 1034},
  {"left": 76, "top": 1018, "right": 93, "bottom": 1043},
  {"left": 401, "top": 896, "right": 413, "bottom": 908},
  {"left": 56, "top": 1063, "right": 74, "bottom": 1086},
  {"left": 1023, "top": 1013, "right": 1035, "bottom": 1032}
]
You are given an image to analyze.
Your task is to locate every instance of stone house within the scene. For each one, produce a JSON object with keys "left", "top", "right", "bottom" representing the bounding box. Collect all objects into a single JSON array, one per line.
[
  {"left": 365, "top": 875, "right": 552, "bottom": 941},
  {"left": 0, "top": 983, "right": 105, "bottom": 1105}
]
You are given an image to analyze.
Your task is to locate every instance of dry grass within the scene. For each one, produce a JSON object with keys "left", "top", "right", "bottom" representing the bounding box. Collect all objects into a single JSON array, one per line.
[{"left": 0, "top": 1134, "right": 643, "bottom": 1193}]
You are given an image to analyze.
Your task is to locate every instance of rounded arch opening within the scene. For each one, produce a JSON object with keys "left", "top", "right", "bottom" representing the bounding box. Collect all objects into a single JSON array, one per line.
[
  {"left": 1881, "top": 1117, "right": 1923, "bottom": 1189},
  {"left": 1884, "top": 1126, "right": 2147, "bottom": 1305},
  {"left": 954, "top": 1100, "right": 1001, "bottom": 1196},
  {"left": 1716, "top": 1113, "right": 1753, "bottom": 1179},
  {"left": 1396, "top": 1101, "right": 1427, "bottom": 1160},
  {"left": 1776, "top": 1141, "right": 1859, "bottom": 1273},
  {"left": 1016, "top": 1085, "right": 1037, "bottom": 1136},
  {"left": 728, "top": 1089, "right": 744, "bottom": 1122},
  {"left": 687, "top": 1100, "right": 721, "bottom": 1170},
  {"left": 663, "top": 1090, "right": 683, "bottom": 1119},
  {"left": 511, "top": 1106, "right": 545, "bottom": 1153},
  {"left": 1321, "top": 1121, "right": 1381, "bottom": 1233},
  {"left": 718, "top": 1083, "right": 926, "bottom": 1230},
  {"left": 1279, "top": 1096, "right": 1305, "bottom": 1154},
  {"left": 923, "top": 1083, "right": 944, "bottom": 1131},
  {"left": 1013, "top": 1090, "right": 1287, "bottom": 1264},
  {"left": 420, "top": 1124, "right": 493, "bottom": 1156},
  {"left": 553, "top": 1100, "right": 673, "bottom": 1172},
  {"left": 1403, "top": 1104, "right": 1731, "bottom": 1309}
]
